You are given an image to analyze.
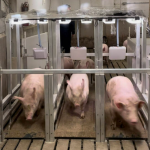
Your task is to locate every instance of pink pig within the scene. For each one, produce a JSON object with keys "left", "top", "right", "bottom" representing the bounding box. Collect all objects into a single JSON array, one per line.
[
  {"left": 75, "top": 58, "right": 95, "bottom": 69},
  {"left": 66, "top": 74, "right": 89, "bottom": 119},
  {"left": 103, "top": 44, "right": 109, "bottom": 53},
  {"left": 103, "top": 44, "right": 109, "bottom": 64},
  {"left": 63, "top": 57, "right": 74, "bottom": 69},
  {"left": 13, "top": 68, "right": 44, "bottom": 120},
  {"left": 123, "top": 40, "right": 127, "bottom": 48},
  {"left": 106, "top": 76, "right": 145, "bottom": 129}
]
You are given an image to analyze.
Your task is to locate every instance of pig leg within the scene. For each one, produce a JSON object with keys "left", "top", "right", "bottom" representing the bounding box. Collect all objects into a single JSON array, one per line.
[
  {"left": 81, "top": 99, "right": 87, "bottom": 119},
  {"left": 110, "top": 109, "right": 117, "bottom": 130}
]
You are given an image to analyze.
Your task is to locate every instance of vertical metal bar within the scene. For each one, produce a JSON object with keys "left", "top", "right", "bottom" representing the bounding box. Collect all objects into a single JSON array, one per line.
[
  {"left": 23, "top": 32, "right": 27, "bottom": 70},
  {"left": 95, "top": 74, "right": 101, "bottom": 142},
  {"left": 0, "top": 68, "right": 3, "bottom": 142},
  {"left": 148, "top": 74, "right": 150, "bottom": 143},
  {"left": 44, "top": 75, "right": 50, "bottom": 142},
  {"left": 136, "top": 23, "right": 141, "bottom": 84},
  {"left": 141, "top": 20, "right": 146, "bottom": 93},
  {"left": 6, "top": 22, "right": 12, "bottom": 129},
  {"left": 52, "top": 21, "right": 58, "bottom": 94},
  {"left": 6, "top": 23, "right": 12, "bottom": 94},
  {"left": 49, "top": 74, "right": 54, "bottom": 142},
  {"left": 94, "top": 20, "right": 104, "bottom": 142},
  {"left": 48, "top": 21, "right": 53, "bottom": 69},
  {"left": 56, "top": 20, "right": 61, "bottom": 85},
  {"left": 100, "top": 74, "right": 105, "bottom": 142},
  {"left": 16, "top": 24, "right": 21, "bottom": 83},
  {"left": 77, "top": 21, "right": 79, "bottom": 47},
  {"left": 116, "top": 19, "right": 119, "bottom": 47}
]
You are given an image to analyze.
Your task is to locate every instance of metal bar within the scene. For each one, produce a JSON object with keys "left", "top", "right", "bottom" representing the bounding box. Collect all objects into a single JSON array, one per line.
[
  {"left": 44, "top": 75, "right": 50, "bottom": 142},
  {"left": 2, "top": 84, "right": 20, "bottom": 108},
  {"left": 6, "top": 23, "right": 12, "bottom": 94},
  {"left": 136, "top": 23, "right": 141, "bottom": 84},
  {"left": 122, "top": 2, "right": 149, "bottom": 5},
  {"left": 16, "top": 25, "right": 21, "bottom": 83},
  {"left": 77, "top": 21, "right": 79, "bottom": 47},
  {"left": 6, "top": 16, "right": 142, "bottom": 21},
  {"left": 148, "top": 74, "right": 150, "bottom": 143},
  {"left": 100, "top": 74, "right": 105, "bottom": 142},
  {"left": 2, "top": 68, "right": 150, "bottom": 74},
  {"left": 6, "top": 22, "right": 12, "bottom": 130},
  {"left": 52, "top": 21, "right": 58, "bottom": 94},
  {"left": 141, "top": 19, "right": 147, "bottom": 93},
  {"left": 116, "top": 19, "right": 119, "bottom": 46},
  {"left": 48, "top": 21, "right": 53, "bottom": 69},
  {"left": 3, "top": 100, "right": 21, "bottom": 127},
  {"left": 95, "top": 74, "right": 101, "bottom": 142},
  {"left": 0, "top": 68, "right": 3, "bottom": 142},
  {"left": 49, "top": 75, "right": 54, "bottom": 142},
  {"left": 61, "top": 53, "right": 135, "bottom": 57},
  {"left": 23, "top": 32, "right": 27, "bottom": 70},
  {"left": 56, "top": 20, "right": 61, "bottom": 86}
]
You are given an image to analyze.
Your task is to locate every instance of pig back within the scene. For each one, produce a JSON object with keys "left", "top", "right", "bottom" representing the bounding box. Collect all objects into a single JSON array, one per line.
[
  {"left": 69, "top": 74, "right": 89, "bottom": 93},
  {"left": 106, "top": 76, "right": 136, "bottom": 100},
  {"left": 20, "top": 74, "right": 44, "bottom": 98},
  {"left": 63, "top": 57, "right": 74, "bottom": 69}
]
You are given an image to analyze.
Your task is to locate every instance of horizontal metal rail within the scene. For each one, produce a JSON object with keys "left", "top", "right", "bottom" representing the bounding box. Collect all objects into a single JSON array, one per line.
[
  {"left": 3, "top": 84, "right": 21, "bottom": 108},
  {"left": 7, "top": 16, "right": 142, "bottom": 22},
  {"left": 23, "top": 53, "right": 135, "bottom": 57},
  {"left": 122, "top": 2, "right": 149, "bottom": 5},
  {"left": 1, "top": 68, "right": 150, "bottom": 74},
  {"left": 62, "top": 53, "right": 135, "bottom": 57}
]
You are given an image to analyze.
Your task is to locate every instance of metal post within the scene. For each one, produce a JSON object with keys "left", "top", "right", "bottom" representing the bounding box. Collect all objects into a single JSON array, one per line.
[
  {"left": 0, "top": 68, "right": 3, "bottom": 142},
  {"left": 56, "top": 20, "right": 61, "bottom": 85},
  {"left": 94, "top": 20, "right": 104, "bottom": 142},
  {"left": 141, "top": 20, "right": 146, "bottom": 93},
  {"left": 136, "top": 23, "right": 141, "bottom": 84},
  {"left": 16, "top": 24, "right": 21, "bottom": 83},
  {"left": 23, "top": 32, "right": 27, "bottom": 70},
  {"left": 6, "top": 23, "right": 12, "bottom": 94},
  {"left": 100, "top": 74, "right": 105, "bottom": 141},
  {"left": 48, "top": 21, "right": 53, "bottom": 69},
  {"left": 116, "top": 19, "right": 119, "bottom": 47},
  {"left": 148, "top": 74, "right": 150, "bottom": 143},
  {"left": 6, "top": 22, "right": 12, "bottom": 128},
  {"left": 44, "top": 75, "right": 50, "bottom": 142},
  {"left": 49, "top": 74, "right": 54, "bottom": 142},
  {"left": 52, "top": 21, "right": 58, "bottom": 94}
]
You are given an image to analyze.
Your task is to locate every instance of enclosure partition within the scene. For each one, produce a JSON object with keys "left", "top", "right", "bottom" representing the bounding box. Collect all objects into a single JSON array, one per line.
[{"left": 0, "top": 9, "right": 149, "bottom": 143}]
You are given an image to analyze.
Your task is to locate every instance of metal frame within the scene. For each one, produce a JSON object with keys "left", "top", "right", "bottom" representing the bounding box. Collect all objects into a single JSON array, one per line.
[{"left": 2, "top": 14, "right": 149, "bottom": 144}]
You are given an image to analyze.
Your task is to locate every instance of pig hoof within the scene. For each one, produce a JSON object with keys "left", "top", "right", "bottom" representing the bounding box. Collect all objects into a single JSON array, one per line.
[{"left": 81, "top": 112, "right": 85, "bottom": 119}]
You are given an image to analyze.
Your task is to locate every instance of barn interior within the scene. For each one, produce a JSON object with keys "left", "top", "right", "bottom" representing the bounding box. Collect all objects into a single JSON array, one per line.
[{"left": 0, "top": 0, "right": 150, "bottom": 150}]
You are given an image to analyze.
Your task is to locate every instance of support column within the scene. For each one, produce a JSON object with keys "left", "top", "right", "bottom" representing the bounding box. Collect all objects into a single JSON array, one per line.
[
  {"left": 49, "top": 74, "right": 54, "bottom": 142},
  {"left": 44, "top": 75, "right": 50, "bottom": 142},
  {"left": 0, "top": 68, "right": 3, "bottom": 142},
  {"left": 6, "top": 22, "right": 12, "bottom": 129},
  {"left": 148, "top": 74, "right": 150, "bottom": 143},
  {"left": 16, "top": 24, "right": 21, "bottom": 83},
  {"left": 136, "top": 23, "right": 141, "bottom": 84},
  {"left": 94, "top": 20, "right": 105, "bottom": 142},
  {"left": 141, "top": 20, "right": 146, "bottom": 93}
]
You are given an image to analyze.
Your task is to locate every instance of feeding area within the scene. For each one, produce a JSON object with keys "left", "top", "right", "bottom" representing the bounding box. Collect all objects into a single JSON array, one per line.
[{"left": 0, "top": 5, "right": 150, "bottom": 150}]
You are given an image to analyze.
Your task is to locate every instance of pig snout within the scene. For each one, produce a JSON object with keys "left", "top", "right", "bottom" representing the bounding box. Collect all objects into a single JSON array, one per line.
[
  {"left": 130, "top": 119, "right": 138, "bottom": 125},
  {"left": 74, "top": 103, "right": 80, "bottom": 107},
  {"left": 26, "top": 114, "right": 33, "bottom": 120}
]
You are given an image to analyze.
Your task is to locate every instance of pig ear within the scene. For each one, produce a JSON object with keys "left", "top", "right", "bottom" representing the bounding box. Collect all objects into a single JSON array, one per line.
[
  {"left": 86, "top": 61, "right": 90, "bottom": 68},
  {"left": 81, "top": 79, "right": 84, "bottom": 90},
  {"left": 103, "top": 47, "right": 105, "bottom": 52},
  {"left": 138, "top": 101, "right": 145, "bottom": 109},
  {"left": 116, "top": 102, "right": 124, "bottom": 109},
  {"left": 31, "top": 87, "right": 36, "bottom": 99},
  {"left": 13, "top": 96, "right": 24, "bottom": 102},
  {"left": 67, "top": 80, "right": 72, "bottom": 90}
]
